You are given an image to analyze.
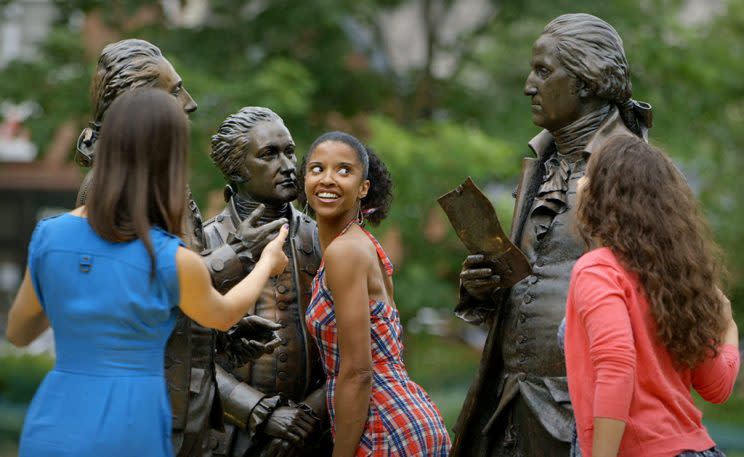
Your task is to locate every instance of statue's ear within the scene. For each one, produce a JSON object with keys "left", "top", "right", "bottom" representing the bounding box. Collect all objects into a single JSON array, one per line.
[
  {"left": 74, "top": 127, "right": 97, "bottom": 167},
  {"left": 229, "top": 170, "right": 251, "bottom": 185},
  {"left": 577, "top": 80, "right": 592, "bottom": 98}
]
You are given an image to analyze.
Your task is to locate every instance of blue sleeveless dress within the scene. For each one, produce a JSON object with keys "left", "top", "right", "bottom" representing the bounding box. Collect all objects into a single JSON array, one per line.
[{"left": 19, "top": 213, "right": 184, "bottom": 457}]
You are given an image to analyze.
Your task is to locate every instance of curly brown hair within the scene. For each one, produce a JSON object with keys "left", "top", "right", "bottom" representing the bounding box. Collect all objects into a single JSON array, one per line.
[{"left": 577, "top": 135, "right": 728, "bottom": 368}]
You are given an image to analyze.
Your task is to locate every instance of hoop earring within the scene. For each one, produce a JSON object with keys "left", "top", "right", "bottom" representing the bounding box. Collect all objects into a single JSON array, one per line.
[
  {"left": 357, "top": 202, "right": 365, "bottom": 226},
  {"left": 302, "top": 201, "right": 309, "bottom": 216}
]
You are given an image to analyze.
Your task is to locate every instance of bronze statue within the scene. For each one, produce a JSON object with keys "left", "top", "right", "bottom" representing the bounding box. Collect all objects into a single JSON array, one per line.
[
  {"left": 73, "top": 39, "right": 279, "bottom": 457},
  {"left": 202, "top": 107, "right": 331, "bottom": 457},
  {"left": 451, "top": 14, "right": 652, "bottom": 457}
]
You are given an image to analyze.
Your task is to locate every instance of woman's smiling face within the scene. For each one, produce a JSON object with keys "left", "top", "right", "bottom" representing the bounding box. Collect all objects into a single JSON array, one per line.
[{"left": 304, "top": 140, "right": 369, "bottom": 223}]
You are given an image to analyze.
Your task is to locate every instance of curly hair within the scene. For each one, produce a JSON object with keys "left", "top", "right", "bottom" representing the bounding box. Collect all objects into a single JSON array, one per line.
[
  {"left": 210, "top": 107, "right": 285, "bottom": 180},
  {"left": 577, "top": 135, "right": 728, "bottom": 368},
  {"left": 298, "top": 131, "right": 393, "bottom": 226}
]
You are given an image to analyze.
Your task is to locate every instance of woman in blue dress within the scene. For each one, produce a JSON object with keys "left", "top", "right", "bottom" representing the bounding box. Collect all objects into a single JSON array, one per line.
[{"left": 6, "top": 88, "right": 289, "bottom": 457}]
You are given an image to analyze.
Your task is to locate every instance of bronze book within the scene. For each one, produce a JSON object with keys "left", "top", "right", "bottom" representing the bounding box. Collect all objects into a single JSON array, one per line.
[{"left": 438, "top": 177, "right": 531, "bottom": 288}]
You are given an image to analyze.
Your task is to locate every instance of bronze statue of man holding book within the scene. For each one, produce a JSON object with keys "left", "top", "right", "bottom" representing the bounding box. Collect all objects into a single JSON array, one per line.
[{"left": 448, "top": 14, "right": 652, "bottom": 457}]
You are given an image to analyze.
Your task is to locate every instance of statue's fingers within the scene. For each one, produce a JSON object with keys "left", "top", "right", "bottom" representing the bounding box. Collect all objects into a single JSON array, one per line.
[
  {"left": 293, "top": 414, "right": 315, "bottom": 433},
  {"left": 263, "top": 336, "right": 283, "bottom": 354},
  {"left": 241, "top": 314, "right": 282, "bottom": 331},
  {"left": 276, "top": 440, "right": 295, "bottom": 457},
  {"left": 259, "top": 439, "right": 282, "bottom": 457},
  {"left": 245, "top": 203, "right": 266, "bottom": 227},
  {"left": 256, "top": 218, "right": 288, "bottom": 235},
  {"left": 463, "top": 254, "right": 487, "bottom": 268},
  {"left": 281, "top": 430, "right": 303, "bottom": 448},
  {"left": 460, "top": 268, "right": 493, "bottom": 280}
]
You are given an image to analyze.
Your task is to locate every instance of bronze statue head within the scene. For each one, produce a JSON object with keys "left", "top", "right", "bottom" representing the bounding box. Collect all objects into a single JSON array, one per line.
[
  {"left": 525, "top": 13, "right": 650, "bottom": 135},
  {"left": 211, "top": 107, "right": 299, "bottom": 205},
  {"left": 76, "top": 39, "right": 197, "bottom": 166}
]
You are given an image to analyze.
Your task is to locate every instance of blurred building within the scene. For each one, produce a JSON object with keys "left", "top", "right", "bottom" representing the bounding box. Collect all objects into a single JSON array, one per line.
[
  {"left": 0, "top": 0, "right": 56, "bottom": 69},
  {"left": 0, "top": 1, "right": 79, "bottom": 338}
]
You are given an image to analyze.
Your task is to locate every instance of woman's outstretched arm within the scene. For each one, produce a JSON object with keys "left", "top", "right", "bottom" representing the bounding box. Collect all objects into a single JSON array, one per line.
[
  {"left": 177, "top": 225, "right": 288, "bottom": 331},
  {"left": 325, "top": 237, "right": 374, "bottom": 457}
]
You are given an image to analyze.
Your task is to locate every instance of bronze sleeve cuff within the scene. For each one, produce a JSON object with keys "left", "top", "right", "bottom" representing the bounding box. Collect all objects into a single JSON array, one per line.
[
  {"left": 202, "top": 243, "right": 245, "bottom": 294},
  {"left": 454, "top": 283, "right": 497, "bottom": 325},
  {"left": 216, "top": 365, "right": 273, "bottom": 430}
]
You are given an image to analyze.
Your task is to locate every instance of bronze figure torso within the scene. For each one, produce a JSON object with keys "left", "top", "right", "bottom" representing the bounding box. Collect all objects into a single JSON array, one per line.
[
  {"left": 452, "top": 109, "right": 637, "bottom": 457},
  {"left": 202, "top": 193, "right": 329, "bottom": 456},
  {"left": 165, "top": 188, "right": 221, "bottom": 457}
]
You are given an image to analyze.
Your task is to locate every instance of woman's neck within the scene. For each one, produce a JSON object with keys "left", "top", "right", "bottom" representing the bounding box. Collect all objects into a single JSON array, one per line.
[{"left": 317, "top": 211, "right": 358, "bottom": 252}]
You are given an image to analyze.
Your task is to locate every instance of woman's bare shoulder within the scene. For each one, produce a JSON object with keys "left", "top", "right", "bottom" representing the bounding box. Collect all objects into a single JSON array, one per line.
[{"left": 324, "top": 229, "right": 375, "bottom": 273}]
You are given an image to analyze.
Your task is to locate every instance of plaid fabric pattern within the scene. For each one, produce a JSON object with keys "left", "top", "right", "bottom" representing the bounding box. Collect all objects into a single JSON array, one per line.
[{"left": 306, "top": 224, "right": 451, "bottom": 456}]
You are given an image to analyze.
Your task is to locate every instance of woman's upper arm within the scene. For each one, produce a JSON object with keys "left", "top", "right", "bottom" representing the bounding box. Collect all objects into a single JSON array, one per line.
[
  {"left": 175, "top": 246, "right": 227, "bottom": 329},
  {"left": 325, "top": 241, "right": 373, "bottom": 375},
  {"left": 573, "top": 265, "right": 636, "bottom": 421},
  {"left": 7, "top": 269, "right": 48, "bottom": 346}
]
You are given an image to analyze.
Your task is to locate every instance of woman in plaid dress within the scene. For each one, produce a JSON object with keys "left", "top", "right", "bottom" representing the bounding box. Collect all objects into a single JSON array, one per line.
[{"left": 301, "top": 131, "right": 450, "bottom": 456}]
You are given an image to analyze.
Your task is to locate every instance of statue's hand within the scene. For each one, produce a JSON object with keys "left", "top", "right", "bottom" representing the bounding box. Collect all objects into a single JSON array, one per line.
[
  {"left": 460, "top": 254, "right": 502, "bottom": 300},
  {"left": 262, "top": 405, "right": 317, "bottom": 449},
  {"left": 233, "top": 315, "right": 283, "bottom": 341},
  {"left": 235, "top": 203, "right": 288, "bottom": 259},
  {"left": 224, "top": 316, "right": 282, "bottom": 366},
  {"left": 258, "top": 438, "right": 298, "bottom": 457}
]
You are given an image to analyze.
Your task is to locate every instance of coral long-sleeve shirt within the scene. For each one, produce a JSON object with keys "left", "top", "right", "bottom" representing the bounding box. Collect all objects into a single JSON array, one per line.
[{"left": 565, "top": 247, "right": 740, "bottom": 457}]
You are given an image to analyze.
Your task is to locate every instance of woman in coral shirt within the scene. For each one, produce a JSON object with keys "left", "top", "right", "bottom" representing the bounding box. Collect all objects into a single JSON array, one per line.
[{"left": 565, "top": 135, "right": 739, "bottom": 457}]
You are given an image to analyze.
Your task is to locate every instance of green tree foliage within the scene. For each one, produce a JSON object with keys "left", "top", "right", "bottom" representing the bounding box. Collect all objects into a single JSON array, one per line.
[{"left": 2, "top": 0, "right": 743, "bottom": 319}]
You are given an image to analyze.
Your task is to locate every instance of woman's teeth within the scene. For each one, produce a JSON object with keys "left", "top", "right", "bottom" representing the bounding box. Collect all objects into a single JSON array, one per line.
[{"left": 317, "top": 192, "right": 339, "bottom": 199}]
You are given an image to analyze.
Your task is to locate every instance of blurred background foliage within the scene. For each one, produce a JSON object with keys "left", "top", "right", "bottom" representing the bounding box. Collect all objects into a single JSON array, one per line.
[
  {"left": 1, "top": 0, "right": 742, "bottom": 320},
  {"left": 1, "top": 0, "right": 743, "bottom": 452}
]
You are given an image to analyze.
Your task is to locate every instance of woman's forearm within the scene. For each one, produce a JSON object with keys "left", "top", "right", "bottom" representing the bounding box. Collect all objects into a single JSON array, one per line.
[
  {"left": 592, "top": 417, "right": 625, "bottom": 457},
  {"left": 332, "top": 370, "right": 372, "bottom": 457},
  {"left": 218, "top": 258, "right": 273, "bottom": 327}
]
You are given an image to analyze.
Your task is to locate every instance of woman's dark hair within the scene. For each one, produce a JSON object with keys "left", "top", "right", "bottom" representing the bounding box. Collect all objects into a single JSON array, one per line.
[
  {"left": 86, "top": 88, "right": 190, "bottom": 276},
  {"left": 577, "top": 135, "right": 728, "bottom": 368},
  {"left": 299, "top": 131, "right": 393, "bottom": 226}
]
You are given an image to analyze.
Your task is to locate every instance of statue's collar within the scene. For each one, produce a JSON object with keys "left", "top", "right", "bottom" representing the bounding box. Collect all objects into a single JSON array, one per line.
[
  {"left": 224, "top": 185, "right": 292, "bottom": 226},
  {"left": 527, "top": 106, "right": 633, "bottom": 160}
]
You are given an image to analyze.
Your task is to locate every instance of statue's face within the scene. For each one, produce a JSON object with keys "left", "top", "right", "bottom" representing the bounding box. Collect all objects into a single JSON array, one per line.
[
  {"left": 524, "top": 34, "right": 583, "bottom": 132},
  {"left": 232, "top": 119, "right": 298, "bottom": 205},
  {"left": 155, "top": 58, "right": 197, "bottom": 114}
]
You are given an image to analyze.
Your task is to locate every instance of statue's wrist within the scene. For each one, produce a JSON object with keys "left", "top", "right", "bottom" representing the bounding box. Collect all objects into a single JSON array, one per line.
[
  {"left": 296, "top": 402, "right": 321, "bottom": 422},
  {"left": 249, "top": 395, "right": 283, "bottom": 431}
]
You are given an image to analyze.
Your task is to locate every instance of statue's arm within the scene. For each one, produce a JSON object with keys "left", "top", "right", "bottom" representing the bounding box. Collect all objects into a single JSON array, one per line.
[
  {"left": 456, "top": 254, "right": 505, "bottom": 325},
  {"left": 215, "top": 364, "right": 280, "bottom": 431},
  {"left": 201, "top": 242, "right": 248, "bottom": 295}
]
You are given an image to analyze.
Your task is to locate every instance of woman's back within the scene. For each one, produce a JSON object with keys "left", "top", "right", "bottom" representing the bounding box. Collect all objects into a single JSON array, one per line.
[{"left": 20, "top": 212, "right": 183, "bottom": 457}]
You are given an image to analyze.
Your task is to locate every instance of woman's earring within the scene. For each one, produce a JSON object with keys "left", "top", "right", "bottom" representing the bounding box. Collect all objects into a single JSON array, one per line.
[
  {"left": 357, "top": 203, "right": 365, "bottom": 226},
  {"left": 302, "top": 201, "right": 309, "bottom": 216}
]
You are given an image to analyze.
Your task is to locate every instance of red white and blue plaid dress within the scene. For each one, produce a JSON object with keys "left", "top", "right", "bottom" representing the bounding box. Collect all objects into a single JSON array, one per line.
[{"left": 306, "top": 223, "right": 451, "bottom": 456}]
